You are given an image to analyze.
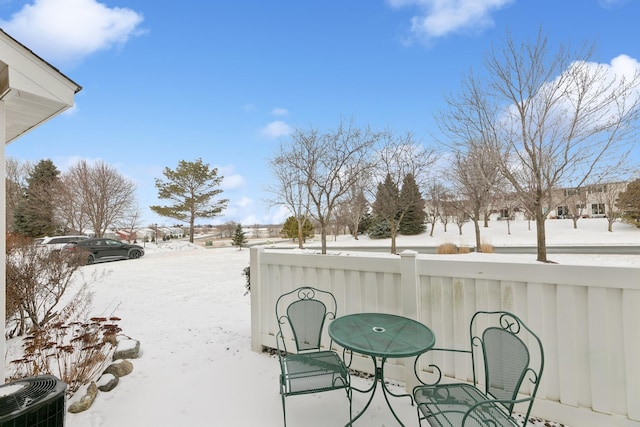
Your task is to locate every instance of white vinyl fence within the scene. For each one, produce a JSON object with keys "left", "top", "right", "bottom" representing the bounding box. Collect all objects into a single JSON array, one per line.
[{"left": 250, "top": 247, "right": 640, "bottom": 427}]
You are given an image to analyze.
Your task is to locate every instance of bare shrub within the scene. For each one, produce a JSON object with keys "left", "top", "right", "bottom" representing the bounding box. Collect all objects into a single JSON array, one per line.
[
  {"left": 479, "top": 243, "right": 494, "bottom": 253},
  {"left": 436, "top": 243, "right": 459, "bottom": 254},
  {"left": 6, "top": 234, "right": 121, "bottom": 396},
  {"left": 6, "top": 234, "right": 86, "bottom": 336},
  {"left": 458, "top": 246, "right": 471, "bottom": 254},
  {"left": 9, "top": 315, "right": 121, "bottom": 396}
]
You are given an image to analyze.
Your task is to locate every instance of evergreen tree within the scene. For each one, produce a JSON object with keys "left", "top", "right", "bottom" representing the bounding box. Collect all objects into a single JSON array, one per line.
[
  {"left": 280, "top": 216, "right": 314, "bottom": 241},
  {"left": 399, "top": 173, "right": 426, "bottom": 235},
  {"left": 617, "top": 179, "right": 640, "bottom": 227},
  {"left": 13, "top": 159, "right": 61, "bottom": 237},
  {"left": 232, "top": 224, "right": 248, "bottom": 250},
  {"left": 151, "top": 158, "right": 229, "bottom": 243},
  {"left": 357, "top": 212, "right": 373, "bottom": 235},
  {"left": 367, "top": 217, "right": 391, "bottom": 239},
  {"left": 371, "top": 174, "right": 400, "bottom": 246}
]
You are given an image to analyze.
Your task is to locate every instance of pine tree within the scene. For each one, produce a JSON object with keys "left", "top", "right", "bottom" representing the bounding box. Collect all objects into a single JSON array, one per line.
[
  {"left": 617, "top": 179, "right": 640, "bottom": 227},
  {"left": 13, "top": 159, "right": 61, "bottom": 237},
  {"left": 367, "top": 217, "right": 391, "bottom": 239},
  {"left": 232, "top": 224, "right": 248, "bottom": 250},
  {"left": 371, "top": 174, "right": 400, "bottom": 248},
  {"left": 151, "top": 158, "right": 229, "bottom": 243},
  {"left": 399, "top": 173, "right": 426, "bottom": 235},
  {"left": 280, "top": 216, "right": 314, "bottom": 241}
]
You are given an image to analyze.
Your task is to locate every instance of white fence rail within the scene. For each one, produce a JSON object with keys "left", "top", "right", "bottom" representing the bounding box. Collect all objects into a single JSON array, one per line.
[{"left": 250, "top": 247, "right": 640, "bottom": 427}]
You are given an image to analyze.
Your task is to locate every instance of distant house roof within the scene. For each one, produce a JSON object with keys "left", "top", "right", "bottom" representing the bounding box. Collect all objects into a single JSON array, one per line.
[{"left": 0, "top": 29, "right": 82, "bottom": 143}]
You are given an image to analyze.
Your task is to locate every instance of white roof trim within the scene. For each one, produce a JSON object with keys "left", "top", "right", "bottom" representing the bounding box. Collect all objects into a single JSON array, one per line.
[{"left": 0, "top": 29, "right": 82, "bottom": 143}]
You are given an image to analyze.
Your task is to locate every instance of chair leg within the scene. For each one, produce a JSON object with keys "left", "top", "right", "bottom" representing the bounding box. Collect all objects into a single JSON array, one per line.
[
  {"left": 347, "top": 388, "right": 353, "bottom": 425},
  {"left": 281, "top": 393, "right": 287, "bottom": 427},
  {"left": 415, "top": 405, "right": 423, "bottom": 427}
]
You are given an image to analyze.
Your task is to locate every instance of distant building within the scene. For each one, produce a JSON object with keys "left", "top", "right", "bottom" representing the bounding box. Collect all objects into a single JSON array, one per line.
[{"left": 548, "top": 181, "right": 628, "bottom": 219}]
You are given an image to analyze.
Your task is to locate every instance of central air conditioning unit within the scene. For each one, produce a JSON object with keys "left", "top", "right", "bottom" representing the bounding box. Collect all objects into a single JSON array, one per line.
[{"left": 0, "top": 375, "right": 66, "bottom": 427}]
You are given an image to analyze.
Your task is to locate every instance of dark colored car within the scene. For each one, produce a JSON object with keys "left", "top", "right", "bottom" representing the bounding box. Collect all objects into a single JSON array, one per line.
[{"left": 63, "top": 238, "right": 145, "bottom": 264}]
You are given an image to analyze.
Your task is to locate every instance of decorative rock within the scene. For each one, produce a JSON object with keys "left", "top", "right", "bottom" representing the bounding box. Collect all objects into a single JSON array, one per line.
[
  {"left": 97, "top": 373, "right": 119, "bottom": 392},
  {"left": 68, "top": 381, "right": 98, "bottom": 413},
  {"left": 103, "top": 359, "right": 134, "bottom": 377},
  {"left": 113, "top": 338, "right": 140, "bottom": 360}
]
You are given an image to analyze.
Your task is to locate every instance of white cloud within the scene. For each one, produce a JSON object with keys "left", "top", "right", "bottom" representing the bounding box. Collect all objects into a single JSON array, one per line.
[
  {"left": 271, "top": 107, "right": 289, "bottom": 116},
  {"left": 0, "top": 0, "right": 144, "bottom": 66},
  {"left": 259, "top": 121, "right": 292, "bottom": 139},
  {"left": 496, "top": 54, "right": 640, "bottom": 167},
  {"left": 609, "top": 54, "right": 640, "bottom": 80},
  {"left": 221, "top": 173, "right": 245, "bottom": 191},
  {"left": 222, "top": 202, "right": 289, "bottom": 226},
  {"left": 217, "top": 165, "right": 245, "bottom": 191},
  {"left": 599, "top": 0, "right": 629, "bottom": 9},
  {"left": 220, "top": 197, "right": 257, "bottom": 224},
  {"left": 387, "top": 0, "right": 514, "bottom": 41},
  {"left": 236, "top": 196, "right": 254, "bottom": 209}
]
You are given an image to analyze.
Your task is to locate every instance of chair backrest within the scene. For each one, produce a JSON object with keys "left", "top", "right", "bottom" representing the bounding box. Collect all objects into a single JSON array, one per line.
[
  {"left": 470, "top": 311, "right": 544, "bottom": 417},
  {"left": 276, "top": 287, "right": 338, "bottom": 353}
]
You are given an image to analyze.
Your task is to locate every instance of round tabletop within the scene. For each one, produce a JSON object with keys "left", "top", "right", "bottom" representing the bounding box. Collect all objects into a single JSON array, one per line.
[{"left": 328, "top": 313, "right": 435, "bottom": 358}]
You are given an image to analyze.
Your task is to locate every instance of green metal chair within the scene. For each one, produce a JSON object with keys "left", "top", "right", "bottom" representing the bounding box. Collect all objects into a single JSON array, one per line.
[
  {"left": 275, "top": 286, "right": 352, "bottom": 427},
  {"left": 413, "top": 311, "right": 544, "bottom": 427}
]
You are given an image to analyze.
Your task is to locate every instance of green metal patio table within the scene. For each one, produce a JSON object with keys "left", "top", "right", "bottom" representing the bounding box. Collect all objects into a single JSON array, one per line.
[{"left": 328, "top": 312, "right": 435, "bottom": 426}]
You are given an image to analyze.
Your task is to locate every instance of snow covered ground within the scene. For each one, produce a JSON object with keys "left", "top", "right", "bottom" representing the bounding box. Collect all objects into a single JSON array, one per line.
[{"left": 6, "top": 218, "right": 639, "bottom": 426}]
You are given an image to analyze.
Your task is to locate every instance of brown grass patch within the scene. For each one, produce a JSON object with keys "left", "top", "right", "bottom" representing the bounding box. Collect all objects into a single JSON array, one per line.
[
  {"left": 437, "top": 243, "right": 460, "bottom": 254},
  {"left": 479, "top": 243, "right": 494, "bottom": 253}
]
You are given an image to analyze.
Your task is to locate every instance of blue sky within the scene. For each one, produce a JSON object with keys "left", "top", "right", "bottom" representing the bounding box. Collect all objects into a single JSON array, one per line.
[{"left": 2, "top": 0, "right": 638, "bottom": 227}]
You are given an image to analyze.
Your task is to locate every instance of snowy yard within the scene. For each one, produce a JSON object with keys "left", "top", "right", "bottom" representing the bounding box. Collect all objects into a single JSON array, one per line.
[{"left": 6, "top": 218, "right": 638, "bottom": 426}]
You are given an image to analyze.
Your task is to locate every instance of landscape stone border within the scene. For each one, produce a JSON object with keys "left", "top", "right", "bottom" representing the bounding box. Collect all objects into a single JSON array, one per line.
[{"left": 68, "top": 337, "right": 140, "bottom": 414}]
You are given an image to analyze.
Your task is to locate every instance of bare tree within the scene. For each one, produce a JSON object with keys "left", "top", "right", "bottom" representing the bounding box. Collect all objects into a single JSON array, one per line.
[
  {"left": 424, "top": 180, "right": 447, "bottom": 237},
  {"left": 221, "top": 221, "right": 238, "bottom": 239},
  {"left": 564, "top": 188, "right": 588, "bottom": 229},
  {"left": 267, "top": 154, "right": 312, "bottom": 249},
  {"left": 273, "top": 120, "right": 378, "bottom": 254},
  {"left": 115, "top": 204, "right": 143, "bottom": 242},
  {"left": 65, "top": 160, "right": 136, "bottom": 238},
  {"left": 592, "top": 181, "right": 627, "bottom": 231},
  {"left": 440, "top": 29, "right": 640, "bottom": 262},
  {"left": 494, "top": 181, "right": 521, "bottom": 235},
  {"left": 56, "top": 173, "right": 91, "bottom": 235},
  {"left": 446, "top": 143, "right": 500, "bottom": 252},
  {"left": 450, "top": 198, "right": 470, "bottom": 236},
  {"left": 342, "top": 183, "right": 369, "bottom": 240}
]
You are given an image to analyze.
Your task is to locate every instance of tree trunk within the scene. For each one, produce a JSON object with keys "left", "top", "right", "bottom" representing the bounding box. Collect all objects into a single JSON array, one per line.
[
  {"left": 572, "top": 217, "right": 578, "bottom": 229},
  {"left": 474, "top": 218, "right": 481, "bottom": 252},
  {"left": 535, "top": 206, "right": 548, "bottom": 262},
  {"left": 296, "top": 218, "right": 304, "bottom": 249},
  {"left": 390, "top": 219, "right": 397, "bottom": 254},
  {"left": 320, "top": 223, "right": 327, "bottom": 254},
  {"left": 189, "top": 214, "right": 195, "bottom": 243}
]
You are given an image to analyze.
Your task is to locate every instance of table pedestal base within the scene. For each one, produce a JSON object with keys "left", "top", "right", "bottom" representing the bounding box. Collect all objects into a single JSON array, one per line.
[{"left": 347, "top": 356, "right": 413, "bottom": 426}]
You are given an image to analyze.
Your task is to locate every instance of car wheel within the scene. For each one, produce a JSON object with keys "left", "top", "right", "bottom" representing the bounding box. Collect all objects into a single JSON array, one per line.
[
  {"left": 129, "top": 250, "right": 141, "bottom": 259},
  {"left": 87, "top": 254, "right": 95, "bottom": 265}
]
